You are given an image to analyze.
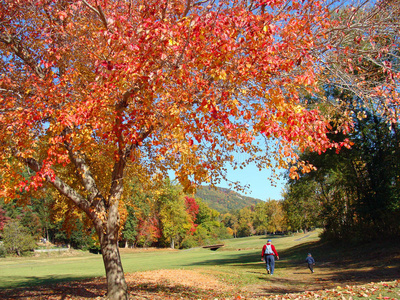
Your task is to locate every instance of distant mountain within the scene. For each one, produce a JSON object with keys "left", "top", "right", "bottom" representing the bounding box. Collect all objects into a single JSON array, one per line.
[{"left": 194, "top": 185, "right": 263, "bottom": 213}]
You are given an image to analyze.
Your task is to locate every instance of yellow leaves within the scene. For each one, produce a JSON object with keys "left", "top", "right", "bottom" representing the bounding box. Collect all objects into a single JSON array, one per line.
[
  {"left": 219, "top": 70, "right": 227, "bottom": 80},
  {"left": 211, "top": 69, "right": 228, "bottom": 81},
  {"left": 293, "top": 104, "right": 304, "bottom": 114},
  {"left": 168, "top": 39, "right": 179, "bottom": 46},
  {"left": 357, "top": 111, "right": 367, "bottom": 120}
]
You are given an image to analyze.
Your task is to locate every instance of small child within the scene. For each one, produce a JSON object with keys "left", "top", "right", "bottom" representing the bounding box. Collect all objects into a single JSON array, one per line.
[{"left": 305, "top": 253, "right": 315, "bottom": 273}]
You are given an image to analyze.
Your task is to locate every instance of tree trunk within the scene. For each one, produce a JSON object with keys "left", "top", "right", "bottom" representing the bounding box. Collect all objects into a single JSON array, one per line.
[
  {"left": 96, "top": 200, "right": 128, "bottom": 300},
  {"left": 100, "top": 237, "right": 128, "bottom": 300}
]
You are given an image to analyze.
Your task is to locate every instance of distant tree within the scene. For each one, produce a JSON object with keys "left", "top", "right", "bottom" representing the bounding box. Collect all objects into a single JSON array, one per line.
[
  {"left": 121, "top": 179, "right": 152, "bottom": 248},
  {"left": 264, "top": 200, "right": 285, "bottom": 234},
  {"left": 121, "top": 206, "right": 138, "bottom": 248},
  {"left": 184, "top": 196, "right": 199, "bottom": 234},
  {"left": 221, "top": 212, "right": 239, "bottom": 238},
  {"left": 282, "top": 180, "right": 322, "bottom": 232},
  {"left": 194, "top": 198, "right": 220, "bottom": 225},
  {"left": 52, "top": 217, "right": 95, "bottom": 249},
  {"left": 3, "top": 219, "right": 37, "bottom": 256},
  {"left": 0, "top": 205, "right": 10, "bottom": 238},
  {"left": 136, "top": 214, "right": 162, "bottom": 247},
  {"left": 237, "top": 207, "right": 255, "bottom": 237},
  {"left": 158, "top": 180, "right": 192, "bottom": 249},
  {"left": 253, "top": 202, "right": 269, "bottom": 235}
]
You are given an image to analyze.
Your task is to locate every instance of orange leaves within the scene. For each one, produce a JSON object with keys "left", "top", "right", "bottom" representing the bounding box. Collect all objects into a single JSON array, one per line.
[{"left": 289, "top": 166, "right": 299, "bottom": 180}]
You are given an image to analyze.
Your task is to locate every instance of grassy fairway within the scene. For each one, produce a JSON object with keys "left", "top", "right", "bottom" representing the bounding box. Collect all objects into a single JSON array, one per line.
[
  {"left": 0, "top": 231, "right": 320, "bottom": 289},
  {"left": 1, "top": 229, "right": 399, "bottom": 300},
  {"left": 0, "top": 231, "right": 400, "bottom": 300}
]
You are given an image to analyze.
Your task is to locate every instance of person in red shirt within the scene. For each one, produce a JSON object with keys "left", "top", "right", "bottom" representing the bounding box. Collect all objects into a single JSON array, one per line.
[{"left": 261, "top": 239, "right": 279, "bottom": 275}]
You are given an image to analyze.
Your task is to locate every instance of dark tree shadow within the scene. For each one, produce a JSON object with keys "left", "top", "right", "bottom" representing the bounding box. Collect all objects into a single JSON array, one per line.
[{"left": 0, "top": 276, "right": 107, "bottom": 299}]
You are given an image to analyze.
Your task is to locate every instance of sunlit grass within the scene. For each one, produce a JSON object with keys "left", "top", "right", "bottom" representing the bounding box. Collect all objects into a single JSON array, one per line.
[{"left": 0, "top": 230, "right": 321, "bottom": 289}]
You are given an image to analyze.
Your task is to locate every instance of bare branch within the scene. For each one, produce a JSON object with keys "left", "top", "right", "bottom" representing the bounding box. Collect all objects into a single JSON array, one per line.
[
  {"left": 183, "top": 0, "right": 191, "bottom": 17},
  {"left": 82, "top": 0, "right": 108, "bottom": 29}
]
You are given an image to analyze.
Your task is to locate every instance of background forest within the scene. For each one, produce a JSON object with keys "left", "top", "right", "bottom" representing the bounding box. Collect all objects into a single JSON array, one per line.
[{"left": 0, "top": 181, "right": 285, "bottom": 256}]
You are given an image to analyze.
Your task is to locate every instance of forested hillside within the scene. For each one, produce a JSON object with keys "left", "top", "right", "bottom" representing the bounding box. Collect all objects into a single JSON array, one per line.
[{"left": 195, "top": 186, "right": 263, "bottom": 213}]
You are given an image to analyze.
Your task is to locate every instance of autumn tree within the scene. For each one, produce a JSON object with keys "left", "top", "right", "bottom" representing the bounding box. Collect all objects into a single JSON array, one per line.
[
  {"left": 0, "top": 0, "right": 347, "bottom": 298},
  {"left": 184, "top": 196, "right": 199, "bottom": 232},
  {"left": 222, "top": 212, "right": 240, "bottom": 238},
  {"left": 157, "top": 179, "right": 192, "bottom": 248},
  {"left": 0, "top": 205, "right": 10, "bottom": 238}
]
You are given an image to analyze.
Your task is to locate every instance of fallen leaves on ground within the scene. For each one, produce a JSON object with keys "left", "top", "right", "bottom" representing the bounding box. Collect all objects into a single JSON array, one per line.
[{"left": 266, "top": 280, "right": 400, "bottom": 300}]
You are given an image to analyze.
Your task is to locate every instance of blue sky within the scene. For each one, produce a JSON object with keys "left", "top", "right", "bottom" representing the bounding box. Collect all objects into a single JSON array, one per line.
[
  {"left": 215, "top": 137, "right": 288, "bottom": 201},
  {"left": 217, "top": 162, "right": 287, "bottom": 201}
]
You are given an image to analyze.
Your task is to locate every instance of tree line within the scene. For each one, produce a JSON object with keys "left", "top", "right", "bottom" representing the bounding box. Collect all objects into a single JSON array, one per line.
[
  {"left": 0, "top": 178, "right": 289, "bottom": 257},
  {"left": 282, "top": 88, "right": 400, "bottom": 242}
]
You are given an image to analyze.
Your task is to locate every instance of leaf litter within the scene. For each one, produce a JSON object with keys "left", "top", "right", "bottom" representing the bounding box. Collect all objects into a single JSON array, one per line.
[{"left": 0, "top": 268, "right": 398, "bottom": 299}]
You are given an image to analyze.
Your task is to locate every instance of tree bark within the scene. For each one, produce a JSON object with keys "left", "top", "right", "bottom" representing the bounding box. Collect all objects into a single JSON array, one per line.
[
  {"left": 96, "top": 200, "right": 128, "bottom": 300},
  {"left": 100, "top": 237, "right": 128, "bottom": 300}
]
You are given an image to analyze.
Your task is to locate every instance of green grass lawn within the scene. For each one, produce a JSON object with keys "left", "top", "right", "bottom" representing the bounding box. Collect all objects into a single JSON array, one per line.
[
  {"left": 1, "top": 230, "right": 399, "bottom": 300},
  {"left": 1, "top": 229, "right": 399, "bottom": 300},
  {"left": 0, "top": 231, "right": 320, "bottom": 289}
]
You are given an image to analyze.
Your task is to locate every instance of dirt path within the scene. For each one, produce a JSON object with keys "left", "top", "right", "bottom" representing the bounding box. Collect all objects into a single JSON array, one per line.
[{"left": 294, "top": 233, "right": 312, "bottom": 241}]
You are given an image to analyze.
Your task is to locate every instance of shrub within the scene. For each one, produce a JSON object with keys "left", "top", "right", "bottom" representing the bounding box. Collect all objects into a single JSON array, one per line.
[
  {"left": 3, "top": 219, "right": 37, "bottom": 256},
  {"left": 0, "top": 244, "right": 7, "bottom": 258}
]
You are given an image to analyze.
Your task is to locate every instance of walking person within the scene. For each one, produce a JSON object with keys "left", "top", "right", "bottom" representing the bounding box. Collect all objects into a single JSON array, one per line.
[
  {"left": 261, "top": 239, "right": 279, "bottom": 275},
  {"left": 306, "top": 253, "right": 315, "bottom": 273}
]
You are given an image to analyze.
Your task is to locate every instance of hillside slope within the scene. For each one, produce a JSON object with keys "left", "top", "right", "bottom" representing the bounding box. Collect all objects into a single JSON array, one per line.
[{"left": 194, "top": 185, "right": 263, "bottom": 213}]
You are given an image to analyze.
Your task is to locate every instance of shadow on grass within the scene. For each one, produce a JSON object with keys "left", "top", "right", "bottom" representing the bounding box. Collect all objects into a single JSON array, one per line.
[
  {"left": 0, "top": 276, "right": 228, "bottom": 300},
  {"left": 0, "top": 275, "right": 95, "bottom": 290},
  {"left": 186, "top": 238, "right": 400, "bottom": 295},
  {"left": 0, "top": 276, "right": 107, "bottom": 299}
]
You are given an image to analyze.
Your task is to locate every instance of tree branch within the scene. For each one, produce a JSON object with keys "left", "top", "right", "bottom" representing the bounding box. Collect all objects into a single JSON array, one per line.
[
  {"left": 0, "top": 33, "right": 47, "bottom": 79},
  {"left": 62, "top": 128, "right": 107, "bottom": 213},
  {"left": 82, "top": 0, "right": 109, "bottom": 30},
  {"left": 11, "top": 148, "right": 96, "bottom": 219}
]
